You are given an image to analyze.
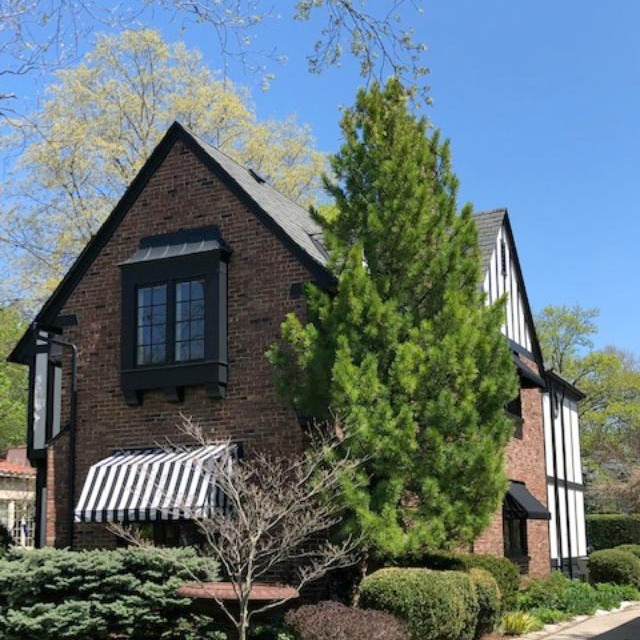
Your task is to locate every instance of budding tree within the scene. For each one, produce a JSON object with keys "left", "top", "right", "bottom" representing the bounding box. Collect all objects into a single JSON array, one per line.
[{"left": 113, "top": 414, "right": 360, "bottom": 640}]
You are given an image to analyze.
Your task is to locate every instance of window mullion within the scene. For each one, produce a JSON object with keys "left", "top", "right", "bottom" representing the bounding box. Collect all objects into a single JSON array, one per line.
[{"left": 167, "top": 280, "right": 177, "bottom": 364}]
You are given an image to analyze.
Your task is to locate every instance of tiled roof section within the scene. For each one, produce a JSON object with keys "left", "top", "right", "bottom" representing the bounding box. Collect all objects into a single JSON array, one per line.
[
  {"left": 0, "top": 461, "right": 36, "bottom": 478},
  {"left": 185, "top": 127, "right": 329, "bottom": 268},
  {"left": 474, "top": 209, "right": 506, "bottom": 275},
  {"left": 177, "top": 582, "right": 300, "bottom": 601}
]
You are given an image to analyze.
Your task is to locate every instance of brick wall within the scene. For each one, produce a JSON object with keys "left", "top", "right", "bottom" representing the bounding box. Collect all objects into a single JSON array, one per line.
[
  {"left": 473, "top": 362, "right": 551, "bottom": 577},
  {"left": 50, "top": 140, "right": 315, "bottom": 549}
]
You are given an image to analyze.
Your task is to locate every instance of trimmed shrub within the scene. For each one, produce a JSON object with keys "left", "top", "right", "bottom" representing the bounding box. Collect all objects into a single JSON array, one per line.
[
  {"left": 587, "top": 514, "right": 640, "bottom": 550},
  {"left": 588, "top": 549, "right": 640, "bottom": 587},
  {"left": 359, "top": 568, "right": 478, "bottom": 640},
  {"left": 468, "top": 568, "right": 500, "bottom": 638},
  {"left": 461, "top": 554, "right": 520, "bottom": 611},
  {"left": 284, "top": 601, "right": 409, "bottom": 640},
  {"left": 0, "top": 546, "right": 219, "bottom": 640},
  {"left": 615, "top": 544, "right": 640, "bottom": 559},
  {"left": 499, "top": 612, "right": 543, "bottom": 636}
]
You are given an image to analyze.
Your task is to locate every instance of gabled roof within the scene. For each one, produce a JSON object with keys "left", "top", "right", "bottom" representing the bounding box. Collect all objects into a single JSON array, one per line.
[
  {"left": 9, "top": 122, "right": 332, "bottom": 363},
  {"left": 473, "top": 208, "right": 545, "bottom": 368},
  {"left": 475, "top": 209, "right": 507, "bottom": 275}
]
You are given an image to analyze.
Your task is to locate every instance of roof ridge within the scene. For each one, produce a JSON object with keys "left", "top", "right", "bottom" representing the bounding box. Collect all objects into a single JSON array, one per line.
[{"left": 180, "top": 123, "right": 321, "bottom": 238}]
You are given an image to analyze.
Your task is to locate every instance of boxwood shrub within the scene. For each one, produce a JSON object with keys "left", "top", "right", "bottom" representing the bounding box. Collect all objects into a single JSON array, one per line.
[
  {"left": 615, "top": 544, "right": 640, "bottom": 559},
  {"left": 586, "top": 514, "right": 640, "bottom": 550},
  {"left": 588, "top": 549, "right": 640, "bottom": 587},
  {"left": 0, "top": 546, "right": 219, "bottom": 640},
  {"left": 285, "top": 601, "right": 409, "bottom": 640},
  {"left": 359, "top": 568, "right": 479, "bottom": 640},
  {"left": 460, "top": 554, "right": 520, "bottom": 611},
  {"left": 468, "top": 568, "right": 500, "bottom": 638}
]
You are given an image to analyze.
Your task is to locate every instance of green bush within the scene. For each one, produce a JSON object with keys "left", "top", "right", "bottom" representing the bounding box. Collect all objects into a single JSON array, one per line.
[
  {"left": 499, "top": 612, "right": 543, "bottom": 636},
  {"left": 468, "top": 568, "right": 500, "bottom": 638},
  {"left": 526, "top": 608, "right": 568, "bottom": 624},
  {"left": 359, "top": 568, "right": 479, "bottom": 640},
  {"left": 588, "top": 549, "right": 640, "bottom": 587},
  {"left": 0, "top": 522, "right": 13, "bottom": 553},
  {"left": 0, "top": 546, "right": 219, "bottom": 640},
  {"left": 587, "top": 514, "right": 640, "bottom": 550},
  {"left": 595, "top": 582, "right": 640, "bottom": 605},
  {"left": 460, "top": 554, "right": 520, "bottom": 611},
  {"left": 615, "top": 544, "right": 640, "bottom": 559}
]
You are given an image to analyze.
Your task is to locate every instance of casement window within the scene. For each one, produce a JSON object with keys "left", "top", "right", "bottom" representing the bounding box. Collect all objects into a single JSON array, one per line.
[
  {"left": 120, "top": 226, "right": 230, "bottom": 405},
  {"left": 503, "top": 516, "right": 528, "bottom": 560}
]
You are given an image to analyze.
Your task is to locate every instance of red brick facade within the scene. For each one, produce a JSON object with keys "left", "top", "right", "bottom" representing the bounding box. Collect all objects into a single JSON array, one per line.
[
  {"left": 39, "top": 132, "right": 552, "bottom": 579},
  {"left": 47, "top": 139, "right": 314, "bottom": 548},
  {"left": 473, "top": 358, "right": 551, "bottom": 577}
]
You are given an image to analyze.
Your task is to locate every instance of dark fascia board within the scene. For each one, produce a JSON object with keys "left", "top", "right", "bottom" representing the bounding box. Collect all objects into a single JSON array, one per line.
[
  {"left": 513, "top": 355, "right": 546, "bottom": 389},
  {"left": 500, "top": 211, "right": 545, "bottom": 370},
  {"left": 8, "top": 121, "right": 333, "bottom": 364},
  {"left": 545, "top": 370, "right": 586, "bottom": 401}
]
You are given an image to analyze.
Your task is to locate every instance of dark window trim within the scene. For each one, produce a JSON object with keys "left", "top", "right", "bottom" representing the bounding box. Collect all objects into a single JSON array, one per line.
[{"left": 121, "top": 249, "right": 229, "bottom": 405}]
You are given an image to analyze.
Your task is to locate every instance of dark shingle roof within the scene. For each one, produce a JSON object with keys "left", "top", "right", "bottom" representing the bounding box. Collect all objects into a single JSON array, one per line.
[
  {"left": 474, "top": 209, "right": 506, "bottom": 274},
  {"left": 187, "top": 127, "right": 329, "bottom": 267}
]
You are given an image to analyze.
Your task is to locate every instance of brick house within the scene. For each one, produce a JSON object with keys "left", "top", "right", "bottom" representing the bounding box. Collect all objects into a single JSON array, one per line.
[{"left": 9, "top": 122, "right": 585, "bottom": 575}]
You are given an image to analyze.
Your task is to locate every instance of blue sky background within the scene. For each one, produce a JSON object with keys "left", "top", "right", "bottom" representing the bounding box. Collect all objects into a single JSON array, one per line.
[{"left": 8, "top": 1, "right": 640, "bottom": 354}]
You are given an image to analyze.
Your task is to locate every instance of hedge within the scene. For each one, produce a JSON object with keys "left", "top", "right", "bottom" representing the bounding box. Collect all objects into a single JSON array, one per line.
[
  {"left": 285, "top": 601, "right": 409, "bottom": 640},
  {"left": 586, "top": 514, "right": 640, "bottom": 550},
  {"left": 0, "top": 547, "right": 219, "bottom": 640},
  {"left": 468, "top": 568, "right": 500, "bottom": 638},
  {"left": 359, "top": 568, "right": 478, "bottom": 640},
  {"left": 382, "top": 551, "right": 519, "bottom": 612},
  {"left": 460, "top": 555, "right": 520, "bottom": 612},
  {"left": 588, "top": 549, "right": 640, "bottom": 587}
]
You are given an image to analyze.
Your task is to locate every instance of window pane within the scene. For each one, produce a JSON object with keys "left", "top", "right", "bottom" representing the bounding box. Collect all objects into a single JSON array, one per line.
[
  {"left": 174, "top": 279, "right": 206, "bottom": 362},
  {"left": 191, "top": 280, "right": 204, "bottom": 300},
  {"left": 191, "top": 320, "right": 204, "bottom": 339},
  {"left": 152, "top": 285, "right": 167, "bottom": 304},
  {"left": 138, "top": 326, "right": 151, "bottom": 346},
  {"left": 191, "top": 339, "right": 204, "bottom": 360},
  {"left": 152, "top": 304, "right": 166, "bottom": 324},
  {"left": 176, "top": 302, "right": 189, "bottom": 322},
  {"left": 176, "top": 341, "right": 190, "bottom": 362},
  {"left": 138, "top": 288, "right": 153, "bottom": 307},
  {"left": 136, "top": 285, "right": 167, "bottom": 366},
  {"left": 191, "top": 300, "right": 205, "bottom": 320},
  {"left": 176, "top": 282, "right": 190, "bottom": 303}
]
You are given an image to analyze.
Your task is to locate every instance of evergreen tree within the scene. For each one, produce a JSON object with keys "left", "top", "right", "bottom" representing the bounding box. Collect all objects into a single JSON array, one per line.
[{"left": 268, "top": 78, "right": 518, "bottom": 557}]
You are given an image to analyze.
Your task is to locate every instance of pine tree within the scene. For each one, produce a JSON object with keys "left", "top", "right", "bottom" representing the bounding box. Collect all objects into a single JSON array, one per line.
[{"left": 268, "top": 79, "right": 518, "bottom": 558}]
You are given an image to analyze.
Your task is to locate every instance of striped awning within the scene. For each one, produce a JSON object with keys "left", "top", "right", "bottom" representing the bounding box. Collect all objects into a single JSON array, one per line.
[{"left": 74, "top": 445, "right": 234, "bottom": 523}]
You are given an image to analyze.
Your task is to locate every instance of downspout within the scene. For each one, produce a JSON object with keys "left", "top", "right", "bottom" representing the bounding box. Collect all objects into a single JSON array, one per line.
[
  {"left": 41, "top": 334, "right": 78, "bottom": 548},
  {"left": 558, "top": 386, "right": 574, "bottom": 578},
  {"left": 548, "top": 382, "right": 563, "bottom": 572}
]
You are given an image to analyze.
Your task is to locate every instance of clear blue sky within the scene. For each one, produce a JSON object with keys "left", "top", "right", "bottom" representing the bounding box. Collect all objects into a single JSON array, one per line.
[{"left": 12, "top": 1, "right": 640, "bottom": 354}]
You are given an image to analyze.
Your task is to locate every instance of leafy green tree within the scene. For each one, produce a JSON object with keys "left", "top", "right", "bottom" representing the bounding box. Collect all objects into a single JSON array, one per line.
[
  {"left": 0, "top": 306, "right": 27, "bottom": 453},
  {"left": 536, "top": 305, "right": 640, "bottom": 513},
  {"left": 269, "top": 79, "right": 518, "bottom": 557},
  {"left": 1, "top": 29, "right": 326, "bottom": 311}
]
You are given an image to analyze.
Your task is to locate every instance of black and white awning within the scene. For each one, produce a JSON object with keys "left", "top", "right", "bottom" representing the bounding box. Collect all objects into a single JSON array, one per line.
[{"left": 74, "top": 445, "right": 234, "bottom": 523}]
